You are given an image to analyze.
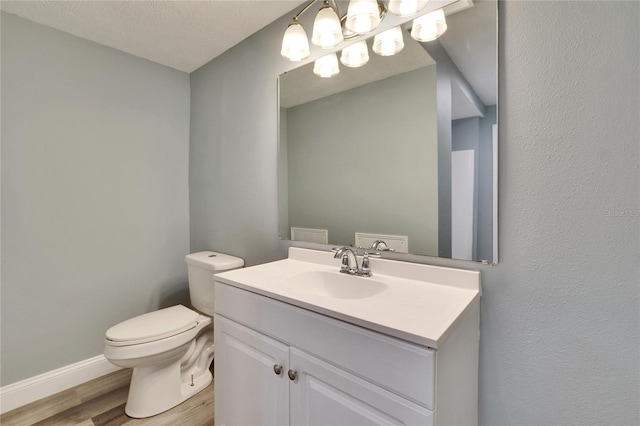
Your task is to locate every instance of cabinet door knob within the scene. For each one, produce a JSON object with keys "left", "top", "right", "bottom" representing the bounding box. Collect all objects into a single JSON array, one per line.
[
  {"left": 287, "top": 369, "right": 298, "bottom": 381},
  {"left": 273, "top": 364, "right": 283, "bottom": 375}
]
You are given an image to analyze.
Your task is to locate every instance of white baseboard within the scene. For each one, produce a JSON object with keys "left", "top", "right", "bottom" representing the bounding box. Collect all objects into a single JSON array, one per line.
[{"left": 0, "top": 355, "right": 122, "bottom": 414}]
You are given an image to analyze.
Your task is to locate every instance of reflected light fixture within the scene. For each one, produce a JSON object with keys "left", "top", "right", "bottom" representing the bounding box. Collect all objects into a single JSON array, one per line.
[
  {"left": 373, "top": 26, "right": 404, "bottom": 56},
  {"left": 411, "top": 8, "right": 447, "bottom": 42},
  {"left": 340, "top": 41, "right": 370, "bottom": 67},
  {"left": 388, "top": 0, "right": 427, "bottom": 17},
  {"left": 314, "top": 53, "right": 340, "bottom": 78}
]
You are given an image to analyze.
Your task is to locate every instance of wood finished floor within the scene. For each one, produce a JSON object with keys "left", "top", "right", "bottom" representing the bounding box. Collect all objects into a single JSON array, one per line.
[{"left": 0, "top": 369, "right": 214, "bottom": 426}]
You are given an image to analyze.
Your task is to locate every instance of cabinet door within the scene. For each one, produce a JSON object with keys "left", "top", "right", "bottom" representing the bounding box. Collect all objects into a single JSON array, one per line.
[
  {"left": 214, "top": 315, "right": 289, "bottom": 426},
  {"left": 289, "top": 348, "right": 433, "bottom": 426}
]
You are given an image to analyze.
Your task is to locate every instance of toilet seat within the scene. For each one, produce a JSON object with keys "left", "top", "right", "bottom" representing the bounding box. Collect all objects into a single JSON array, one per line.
[{"left": 106, "top": 305, "right": 200, "bottom": 347}]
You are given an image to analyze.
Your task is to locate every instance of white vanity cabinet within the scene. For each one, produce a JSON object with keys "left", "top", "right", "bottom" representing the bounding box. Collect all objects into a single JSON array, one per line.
[
  {"left": 215, "top": 315, "right": 432, "bottom": 425},
  {"left": 214, "top": 275, "right": 480, "bottom": 426},
  {"left": 214, "top": 315, "right": 289, "bottom": 425},
  {"left": 289, "top": 347, "right": 433, "bottom": 425}
]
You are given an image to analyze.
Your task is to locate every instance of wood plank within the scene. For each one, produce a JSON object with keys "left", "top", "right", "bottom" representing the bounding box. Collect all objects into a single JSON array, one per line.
[
  {"left": 75, "top": 369, "right": 131, "bottom": 403},
  {"left": 0, "top": 388, "right": 81, "bottom": 426},
  {"left": 91, "top": 403, "right": 130, "bottom": 426},
  {"left": 31, "top": 386, "right": 128, "bottom": 426}
]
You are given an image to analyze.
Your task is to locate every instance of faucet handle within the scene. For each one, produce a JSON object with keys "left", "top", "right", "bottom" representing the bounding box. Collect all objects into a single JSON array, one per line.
[
  {"left": 359, "top": 252, "right": 372, "bottom": 277},
  {"left": 339, "top": 253, "right": 350, "bottom": 273},
  {"left": 334, "top": 247, "right": 352, "bottom": 273}
]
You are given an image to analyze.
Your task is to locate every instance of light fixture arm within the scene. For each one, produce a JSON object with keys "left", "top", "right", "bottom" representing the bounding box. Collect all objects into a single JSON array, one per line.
[
  {"left": 292, "top": 0, "right": 342, "bottom": 21},
  {"left": 292, "top": 0, "right": 319, "bottom": 21}
]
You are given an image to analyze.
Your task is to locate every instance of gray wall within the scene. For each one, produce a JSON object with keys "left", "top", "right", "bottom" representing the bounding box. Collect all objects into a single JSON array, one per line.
[
  {"left": 278, "top": 106, "right": 289, "bottom": 240},
  {"left": 1, "top": 13, "right": 191, "bottom": 385},
  {"left": 285, "top": 66, "right": 438, "bottom": 256},
  {"left": 189, "top": 23, "right": 285, "bottom": 266},
  {"left": 452, "top": 116, "right": 481, "bottom": 259},
  {"left": 430, "top": 41, "right": 454, "bottom": 258},
  {"left": 189, "top": 1, "right": 639, "bottom": 424}
]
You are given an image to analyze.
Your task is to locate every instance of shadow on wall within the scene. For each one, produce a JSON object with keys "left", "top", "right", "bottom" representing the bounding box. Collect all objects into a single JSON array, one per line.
[{"left": 147, "top": 279, "right": 191, "bottom": 311}]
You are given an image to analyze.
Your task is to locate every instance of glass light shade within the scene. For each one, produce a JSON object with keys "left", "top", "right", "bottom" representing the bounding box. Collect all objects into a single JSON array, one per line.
[
  {"left": 388, "top": 0, "right": 427, "bottom": 17},
  {"left": 345, "top": 0, "right": 381, "bottom": 34},
  {"left": 313, "top": 53, "right": 340, "bottom": 78},
  {"left": 312, "top": 5, "right": 344, "bottom": 48},
  {"left": 281, "top": 22, "right": 310, "bottom": 61},
  {"left": 340, "top": 41, "right": 370, "bottom": 67},
  {"left": 411, "top": 9, "right": 447, "bottom": 42},
  {"left": 372, "top": 26, "right": 404, "bottom": 56}
]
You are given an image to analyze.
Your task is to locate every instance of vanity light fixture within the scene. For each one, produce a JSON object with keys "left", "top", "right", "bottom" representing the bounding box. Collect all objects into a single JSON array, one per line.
[
  {"left": 311, "top": 2, "right": 344, "bottom": 48},
  {"left": 340, "top": 40, "right": 370, "bottom": 67},
  {"left": 281, "top": 0, "right": 449, "bottom": 77},
  {"left": 313, "top": 52, "right": 340, "bottom": 77},
  {"left": 281, "top": 20, "right": 311, "bottom": 61},
  {"left": 410, "top": 8, "right": 448, "bottom": 42},
  {"left": 281, "top": 0, "right": 386, "bottom": 62},
  {"left": 388, "top": 0, "right": 428, "bottom": 17},
  {"left": 345, "top": 0, "right": 383, "bottom": 34},
  {"left": 372, "top": 26, "right": 404, "bottom": 56}
]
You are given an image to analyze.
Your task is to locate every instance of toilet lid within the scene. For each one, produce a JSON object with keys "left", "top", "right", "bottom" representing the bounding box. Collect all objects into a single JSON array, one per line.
[{"left": 106, "top": 305, "right": 199, "bottom": 344}]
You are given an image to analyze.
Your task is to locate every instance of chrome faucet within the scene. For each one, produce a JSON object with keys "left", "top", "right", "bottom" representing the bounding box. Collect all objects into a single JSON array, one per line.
[{"left": 333, "top": 247, "right": 372, "bottom": 277}]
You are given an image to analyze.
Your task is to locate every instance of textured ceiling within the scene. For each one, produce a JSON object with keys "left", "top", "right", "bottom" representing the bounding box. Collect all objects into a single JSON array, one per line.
[{"left": 0, "top": 0, "right": 306, "bottom": 73}]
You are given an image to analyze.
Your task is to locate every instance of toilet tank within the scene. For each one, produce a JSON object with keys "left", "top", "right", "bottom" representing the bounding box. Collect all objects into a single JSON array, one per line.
[{"left": 185, "top": 251, "right": 244, "bottom": 315}]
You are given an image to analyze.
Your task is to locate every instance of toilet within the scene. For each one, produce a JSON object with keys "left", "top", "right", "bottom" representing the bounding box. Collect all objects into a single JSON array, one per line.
[{"left": 103, "top": 251, "right": 244, "bottom": 418}]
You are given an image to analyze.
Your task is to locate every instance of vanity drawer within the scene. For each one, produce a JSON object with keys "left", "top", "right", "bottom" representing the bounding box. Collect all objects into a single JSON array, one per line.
[{"left": 215, "top": 282, "right": 435, "bottom": 410}]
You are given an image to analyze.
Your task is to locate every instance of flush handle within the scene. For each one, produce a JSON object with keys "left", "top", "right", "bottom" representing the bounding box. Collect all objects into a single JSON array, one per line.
[
  {"left": 273, "top": 365, "right": 283, "bottom": 376},
  {"left": 287, "top": 369, "right": 298, "bottom": 381}
]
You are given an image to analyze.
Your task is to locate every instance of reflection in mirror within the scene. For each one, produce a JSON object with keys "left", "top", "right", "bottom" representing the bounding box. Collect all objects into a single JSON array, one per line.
[{"left": 278, "top": 0, "right": 497, "bottom": 263}]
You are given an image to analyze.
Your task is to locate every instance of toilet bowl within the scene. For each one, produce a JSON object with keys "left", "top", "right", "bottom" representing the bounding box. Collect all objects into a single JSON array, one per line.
[{"left": 103, "top": 251, "right": 243, "bottom": 418}]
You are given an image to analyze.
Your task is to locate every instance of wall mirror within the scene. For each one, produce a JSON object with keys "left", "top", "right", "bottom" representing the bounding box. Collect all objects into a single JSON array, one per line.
[{"left": 278, "top": 0, "right": 498, "bottom": 263}]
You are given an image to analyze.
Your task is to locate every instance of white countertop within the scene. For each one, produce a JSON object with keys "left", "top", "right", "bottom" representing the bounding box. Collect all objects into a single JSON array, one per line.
[{"left": 215, "top": 248, "right": 481, "bottom": 348}]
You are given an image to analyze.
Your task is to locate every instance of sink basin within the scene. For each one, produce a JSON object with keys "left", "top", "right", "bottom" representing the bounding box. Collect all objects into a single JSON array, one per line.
[{"left": 285, "top": 271, "right": 388, "bottom": 300}]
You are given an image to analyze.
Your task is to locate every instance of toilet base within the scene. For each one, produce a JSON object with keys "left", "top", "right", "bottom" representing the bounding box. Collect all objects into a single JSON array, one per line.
[
  {"left": 125, "top": 359, "right": 213, "bottom": 418},
  {"left": 122, "top": 327, "right": 215, "bottom": 419}
]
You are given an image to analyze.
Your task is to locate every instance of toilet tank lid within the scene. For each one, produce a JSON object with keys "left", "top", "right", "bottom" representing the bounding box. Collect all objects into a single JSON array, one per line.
[
  {"left": 185, "top": 251, "right": 244, "bottom": 271},
  {"left": 105, "top": 305, "right": 199, "bottom": 343}
]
